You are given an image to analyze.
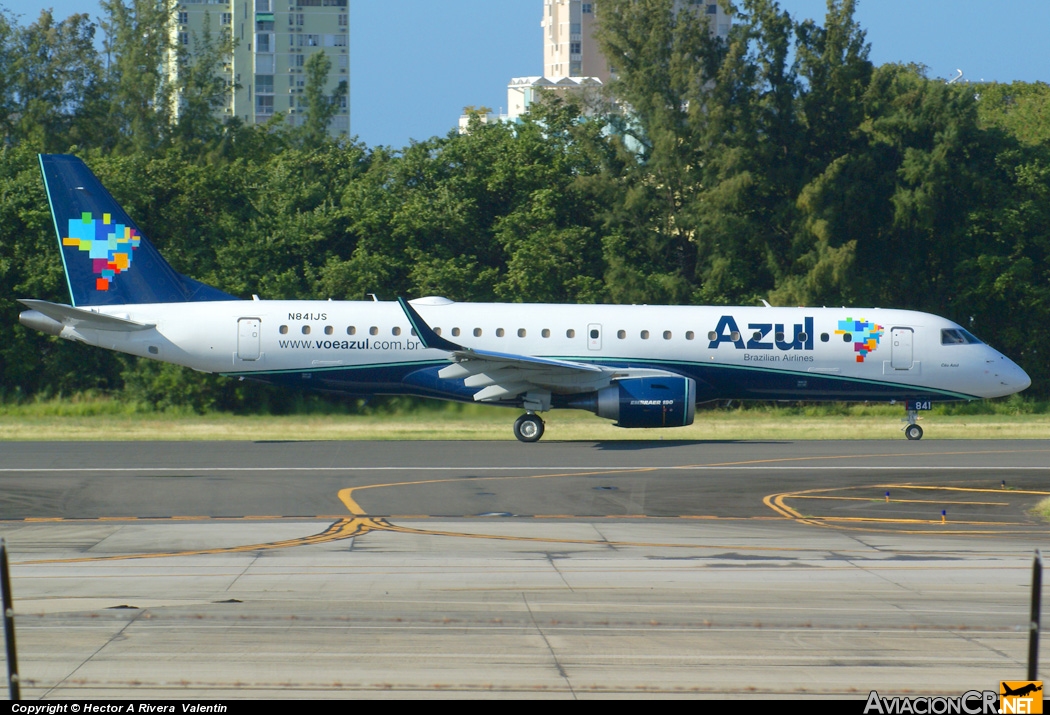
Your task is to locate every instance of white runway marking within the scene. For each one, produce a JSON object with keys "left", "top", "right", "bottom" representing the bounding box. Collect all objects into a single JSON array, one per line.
[{"left": 2, "top": 466, "right": 1050, "bottom": 473}]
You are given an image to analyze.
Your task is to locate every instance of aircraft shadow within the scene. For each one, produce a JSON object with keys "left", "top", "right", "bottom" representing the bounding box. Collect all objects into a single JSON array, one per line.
[{"left": 588, "top": 440, "right": 789, "bottom": 451}]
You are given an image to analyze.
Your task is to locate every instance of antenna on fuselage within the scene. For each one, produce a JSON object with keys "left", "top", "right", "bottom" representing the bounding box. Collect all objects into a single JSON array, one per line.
[{"left": 367, "top": 293, "right": 379, "bottom": 302}]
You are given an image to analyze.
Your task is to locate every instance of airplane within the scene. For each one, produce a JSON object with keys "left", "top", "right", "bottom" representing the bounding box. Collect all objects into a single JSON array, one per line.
[
  {"left": 18, "top": 154, "right": 1032, "bottom": 442},
  {"left": 1002, "top": 683, "right": 1043, "bottom": 698}
]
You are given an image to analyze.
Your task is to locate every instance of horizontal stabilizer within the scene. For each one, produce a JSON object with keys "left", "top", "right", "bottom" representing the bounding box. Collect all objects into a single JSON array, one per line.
[{"left": 18, "top": 299, "right": 155, "bottom": 332}]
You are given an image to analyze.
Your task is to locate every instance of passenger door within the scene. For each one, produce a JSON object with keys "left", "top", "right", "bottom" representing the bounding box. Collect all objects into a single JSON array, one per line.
[
  {"left": 237, "top": 318, "right": 262, "bottom": 361},
  {"left": 891, "top": 327, "right": 914, "bottom": 370}
]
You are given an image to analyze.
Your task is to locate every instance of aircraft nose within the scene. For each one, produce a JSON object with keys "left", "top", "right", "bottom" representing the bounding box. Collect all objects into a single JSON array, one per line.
[
  {"left": 1016, "top": 361, "right": 1032, "bottom": 392},
  {"left": 1001, "top": 355, "right": 1031, "bottom": 393},
  {"left": 983, "top": 352, "right": 1031, "bottom": 397}
]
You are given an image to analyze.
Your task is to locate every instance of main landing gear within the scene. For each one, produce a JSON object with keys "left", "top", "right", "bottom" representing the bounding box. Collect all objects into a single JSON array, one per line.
[
  {"left": 903, "top": 409, "right": 924, "bottom": 441},
  {"left": 513, "top": 413, "right": 545, "bottom": 443}
]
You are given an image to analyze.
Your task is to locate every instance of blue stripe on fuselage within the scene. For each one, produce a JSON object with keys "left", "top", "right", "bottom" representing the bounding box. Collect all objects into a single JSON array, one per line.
[{"left": 225, "top": 358, "right": 977, "bottom": 404}]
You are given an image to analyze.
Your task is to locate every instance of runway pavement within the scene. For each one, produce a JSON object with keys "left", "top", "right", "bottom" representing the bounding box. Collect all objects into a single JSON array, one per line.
[{"left": 0, "top": 440, "right": 1047, "bottom": 698}]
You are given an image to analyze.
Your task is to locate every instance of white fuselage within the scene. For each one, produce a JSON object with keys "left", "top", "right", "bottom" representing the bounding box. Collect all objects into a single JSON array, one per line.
[{"left": 59, "top": 298, "right": 1031, "bottom": 404}]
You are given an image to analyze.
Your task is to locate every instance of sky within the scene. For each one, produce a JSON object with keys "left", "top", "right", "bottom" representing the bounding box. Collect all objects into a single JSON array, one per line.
[{"left": 5, "top": 1, "right": 1050, "bottom": 148}]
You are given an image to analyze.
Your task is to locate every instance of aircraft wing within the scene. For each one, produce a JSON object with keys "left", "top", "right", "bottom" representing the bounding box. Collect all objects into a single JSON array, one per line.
[
  {"left": 398, "top": 297, "right": 670, "bottom": 403},
  {"left": 18, "top": 299, "right": 155, "bottom": 332}
]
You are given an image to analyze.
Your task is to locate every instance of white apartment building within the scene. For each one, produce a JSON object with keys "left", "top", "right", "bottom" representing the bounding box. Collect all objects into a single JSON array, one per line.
[
  {"left": 541, "top": 0, "right": 731, "bottom": 82},
  {"left": 511, "top": 1, "right": 730, "bottom": 121},
  {"left": 542, "top": 0, "right": 609, "bottom": 83},
  {"left": 504, "top": 75, "right": 604, "bottom": 122},
  {"left": 169, "top": 0, "right": 350, "bottom": 136}
]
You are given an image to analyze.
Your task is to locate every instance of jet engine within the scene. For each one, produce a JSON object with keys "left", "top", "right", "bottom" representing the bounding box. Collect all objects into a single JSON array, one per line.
[{"left": 570, "top": 376, "right": 696, "bottom": 429}]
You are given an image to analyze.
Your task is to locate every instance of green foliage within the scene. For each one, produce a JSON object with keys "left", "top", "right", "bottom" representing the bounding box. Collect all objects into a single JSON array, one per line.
[
  {"left": 1, "top": 0, "right": 1049, "bottom": 410},
  {"left": 171, "top": 13, "right": 237, "bottom": 149},
  {"left": 99, "top": 0, "right": 178, "bottom": 152},
  {"left": 299, "top": 52, "right": 347, "bottom": 148},
  {"left": 976, "top": 82, "right": 1050, "bottom": 146}
]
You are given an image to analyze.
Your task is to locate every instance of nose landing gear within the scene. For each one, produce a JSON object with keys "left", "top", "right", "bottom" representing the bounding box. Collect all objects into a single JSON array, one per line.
[
  {"left": 904, "top": 419, "right": 924, "bottom": 441},
  {"left": 902, "top": 400, "right": 931, "bottom": 440},
  {"left": 513, "top": 413, "right": 545, "bottom": 443}
]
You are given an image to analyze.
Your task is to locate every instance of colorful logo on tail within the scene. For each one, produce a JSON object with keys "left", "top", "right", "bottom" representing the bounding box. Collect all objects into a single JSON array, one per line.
[
  {"left": 836, "top": 318, "right": 884, "bottom": 363},
  {"left": 61, "top": 212, "right": 141, "bottom": 291}
]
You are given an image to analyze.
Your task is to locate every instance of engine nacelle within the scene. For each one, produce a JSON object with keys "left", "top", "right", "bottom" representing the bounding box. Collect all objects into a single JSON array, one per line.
[{"left": 571, "top": 376, "right": 696, "bottom": 429}]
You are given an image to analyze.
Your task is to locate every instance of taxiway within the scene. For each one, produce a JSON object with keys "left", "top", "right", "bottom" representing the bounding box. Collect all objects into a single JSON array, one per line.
[{"left": 0, "top": 440, "right": 1047, "bottom": 698}]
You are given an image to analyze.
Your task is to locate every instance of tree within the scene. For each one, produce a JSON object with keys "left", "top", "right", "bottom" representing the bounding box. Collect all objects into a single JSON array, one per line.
[
  {"left": 7, "top": 10, "right": 105, "bottom": 152},
  {"left": 592, "top": 0, "right": 728, "bottom": 304},
  {"left": 299, "top": 52, "right": 347, "bottom": 147},
  {"left": 171, "top": 13, "right": 236, "bottom": 149},
  {"left": 0, "top": 9, "right": 18, "bottom": 143},
  {"left": 98, "top": 0, "right": 177, "bottom": 153}
]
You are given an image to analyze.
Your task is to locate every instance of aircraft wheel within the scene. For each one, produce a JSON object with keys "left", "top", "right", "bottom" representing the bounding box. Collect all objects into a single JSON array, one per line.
[
  {"left": 514, "top": 414, "right": 545, "bottom": 443},
  {"left": 904, "top": 424, "right": 923, "bottom": 441}
]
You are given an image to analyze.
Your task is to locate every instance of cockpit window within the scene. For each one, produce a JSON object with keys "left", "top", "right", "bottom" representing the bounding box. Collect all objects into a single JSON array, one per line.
[{"left": 941, "top": 328, "right": 982, "bottom": 345}]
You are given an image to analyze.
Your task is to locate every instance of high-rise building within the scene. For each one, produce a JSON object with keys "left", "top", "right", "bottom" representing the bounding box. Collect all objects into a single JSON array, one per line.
[
  {"left": 541, "top": 0, "right": 731, "bottom": 82},
  {"left": 542, "top": 0, "right": 608, "bottom": 82},
  {"left": 169, "top": 0, "right": 350, "bottom": 137}
]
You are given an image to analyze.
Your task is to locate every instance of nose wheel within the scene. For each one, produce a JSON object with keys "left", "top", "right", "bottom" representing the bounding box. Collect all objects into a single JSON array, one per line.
[
  {"left": 902, "top": 408, "right": 923, "bottom": 440},
  {"left": 513, "top": 413, "right": 545, "bottom": 443}
]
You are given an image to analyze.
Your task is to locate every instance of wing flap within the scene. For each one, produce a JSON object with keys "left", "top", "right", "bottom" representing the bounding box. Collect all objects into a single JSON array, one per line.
[{"left": 473, "top": 383, "right": 533, "bottom": 402}]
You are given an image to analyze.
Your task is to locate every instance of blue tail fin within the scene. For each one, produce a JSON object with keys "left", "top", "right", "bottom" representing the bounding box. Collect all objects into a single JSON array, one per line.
[{"left": 39, "top": 154, "right": 236, "bottom": 307}]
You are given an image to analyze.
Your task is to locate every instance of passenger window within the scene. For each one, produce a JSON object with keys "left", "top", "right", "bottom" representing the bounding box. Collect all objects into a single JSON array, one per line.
[
  {"left": 775, "top": 331, "right": 785, "bottom": 342},
  {"left": 324, "top": 326, "right": 333, "bottom": 335},
  {"left": 567, "top": 329, "right": 576, "bottom": 338},
  {"left": 518, "top": 329, "right": 526, "bottom": 338},
  {"left": 369, "top": 327, "right": 378, "bottom": 336},
  {"left": 730, "top": 331, "right": 740, "bottom": 342},
  {"left": 842, "top": 332, "right": 853, "bottom": 342},
  {"left": 641, "top": 330, "right": 650, "bottom": 340},
  {"left": 280, "top": 325, "right": 289, "bottom": 335},
  {"left": 686, "top": 331, "right": 694, "bottom": 340},
  {"left": 302, "top": 326, "right": 311, "bottom": 335},
  {"left": 542, "top": 329, "right": 551, "bottom": 338},
  {"left": 663, "top": 331, "right": 672, "bottom": 340},
  {"left": 474, "top": 328, "right": 482, "bottom": 337},
  {"left": 410, "top": 328, "right": 417, "bottom": 337},
  {"left": 392, "top": 327, "right": 401, "bottom": 336},
  {"left": 708, "top": 331, "right": 718, "bottom": 341},
  {"left": 820, "top": 333, "right": 829, "bottom": 342},
  {"left": 797, "top": 332, "right": 808, "bottom": 343},
  {"left": 347, "top": 326, "right": 356, "bottom": 336},
  {"left": 434, "top": 327, "right": 442, "bottom": 336},
  {"left": 753, "top": 331, "right": 763, "bottom": 342},
  {"left": 617, "top": 330, "right": 626, "bottom": 339},
  {"left": 496, "top": 328, "right": 505, "bottom": 337},
  {"left": 452, "top": 328, "right": 461, "bottom": 337},
  {"left": 590, "top": 329, "right": 599, "bottom": 339}
]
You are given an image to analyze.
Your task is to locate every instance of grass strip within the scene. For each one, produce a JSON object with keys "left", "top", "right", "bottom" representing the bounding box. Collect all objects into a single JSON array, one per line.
[
  {"left": 1032, "top": 497, "right": 1050, "bottom": 523},
  {"left": 3, "top": 408, "right": 1050, "bottom": 441}
]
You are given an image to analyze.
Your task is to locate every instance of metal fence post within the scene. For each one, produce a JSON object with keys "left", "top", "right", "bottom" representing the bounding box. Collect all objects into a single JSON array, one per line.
[
  {"left": 1029, "top": 549, "right": 1042, "bottom": 682},
  {"left": 1, "top": 538, "right": 19, "bottom": 700}
]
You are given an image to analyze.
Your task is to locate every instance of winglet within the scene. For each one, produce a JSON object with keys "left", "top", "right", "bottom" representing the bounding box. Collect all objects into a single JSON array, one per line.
[{"left": 397, "top": 297, "right": 463, "bottom": 352}]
